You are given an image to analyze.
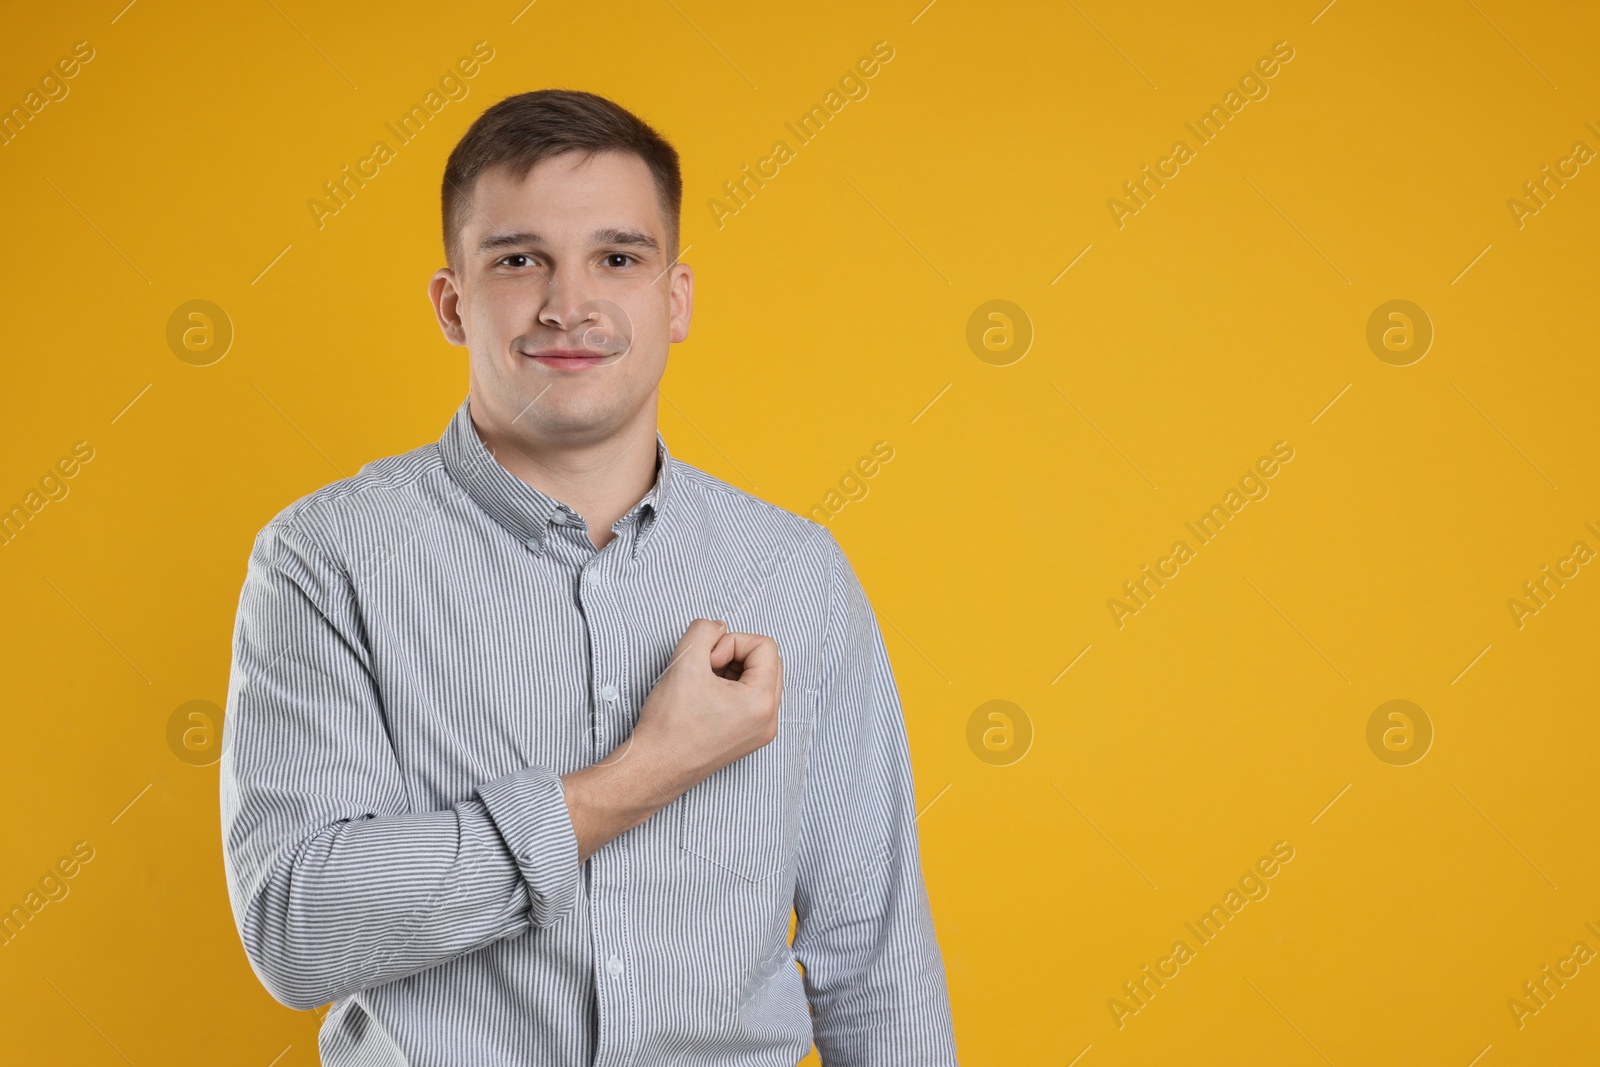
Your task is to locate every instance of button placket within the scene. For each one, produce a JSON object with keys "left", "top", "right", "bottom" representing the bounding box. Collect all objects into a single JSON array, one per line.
[
  {"left": 592, "top": 835, "right": 636, "bottom": 1063},
  {"left": 579, "top": 530, "right": 639, "bottom": 1065}
]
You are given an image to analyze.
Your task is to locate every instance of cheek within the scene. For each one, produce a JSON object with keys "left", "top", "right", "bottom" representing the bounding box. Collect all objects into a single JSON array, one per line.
[
  {"left": 475, "top": 297, "right": 535, "bottom": 353},
  {"left": 618, "top": 294, "right": 672, "bottom": 353},
  {"left": 618, "top": 337, "right": 667, "bottom": 384}
]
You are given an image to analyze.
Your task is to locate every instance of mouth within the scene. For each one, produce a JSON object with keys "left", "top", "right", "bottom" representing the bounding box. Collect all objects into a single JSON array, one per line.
[{"left": 524, "top": 348, "right": 615, "bottom": 371}]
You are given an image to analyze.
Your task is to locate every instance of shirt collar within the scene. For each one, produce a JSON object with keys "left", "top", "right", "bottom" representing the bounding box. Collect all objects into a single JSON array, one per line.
[{"left": 438, "top": 396, "right": 674, "bottom": 562}]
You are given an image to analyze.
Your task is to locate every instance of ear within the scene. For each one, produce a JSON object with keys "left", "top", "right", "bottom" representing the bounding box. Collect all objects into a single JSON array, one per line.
[
  {"left": 666, "top": 261, "right": 694, "bottom": 344},
  {"left": 429, "top": 268, "right": 468, "bottom": 346}
]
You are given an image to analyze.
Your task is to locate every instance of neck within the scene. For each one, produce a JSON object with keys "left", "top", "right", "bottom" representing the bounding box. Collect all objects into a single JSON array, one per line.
[{"left": 468, "top": 395, "right": 659, "bottom": 550}]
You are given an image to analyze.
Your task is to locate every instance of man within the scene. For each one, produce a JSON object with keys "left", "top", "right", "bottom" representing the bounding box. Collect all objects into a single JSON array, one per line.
[{"left": 220, "top": 88, "right": 958, "bottom": 1066}]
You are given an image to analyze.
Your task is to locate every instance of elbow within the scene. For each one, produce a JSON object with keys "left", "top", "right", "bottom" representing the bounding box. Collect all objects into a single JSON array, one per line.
[
  {"left": 231, "top": 877, "right": 347, "bottom": 1012},
  {"left": 225, "top": 828, "right": 350, "bottom": 1011},
  {"left": 261, "top": 974, "right": 330, "bottom": 1014},
  {"left": 239, "top": 927, "right": 342, "bottom": 1011}
]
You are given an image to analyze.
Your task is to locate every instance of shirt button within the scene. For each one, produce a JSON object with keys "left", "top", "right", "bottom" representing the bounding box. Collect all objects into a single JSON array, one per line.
[
  {"left": 551, "top": 510, "right": 569, "bottom": 525},
  {"left": 605, "top": 954, "right": 623, "bottom": 977},
  {"left": 599, "top": 683, "right": 619, "bottom": 703}
]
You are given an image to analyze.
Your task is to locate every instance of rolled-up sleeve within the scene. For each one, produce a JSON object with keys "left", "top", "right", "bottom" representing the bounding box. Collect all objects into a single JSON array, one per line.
[
  {"left": 219, "top": 519, "right": 581, "bottom": 1011},
  {"left": 791, "top": 531, "right": 959, "bottom": 1065}
]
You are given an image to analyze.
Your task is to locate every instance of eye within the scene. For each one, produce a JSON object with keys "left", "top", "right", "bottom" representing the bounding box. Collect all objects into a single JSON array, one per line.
[
  {"left": 604, "top": 253, "right": 637, "bottom": 269},
  {"left": 498, "top": 254, "right": 536, "bottom": 269}
]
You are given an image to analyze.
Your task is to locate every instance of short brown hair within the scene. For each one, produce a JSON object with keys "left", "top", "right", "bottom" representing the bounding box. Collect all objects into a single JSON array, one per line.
[{"left": 441, "top": 89, "right": 682, "bottom": 274}]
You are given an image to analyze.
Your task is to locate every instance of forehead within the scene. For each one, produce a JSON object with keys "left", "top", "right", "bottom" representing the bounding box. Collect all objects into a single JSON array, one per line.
[{"left": 466, "top": 150, "right": 663, "bottom": 242}]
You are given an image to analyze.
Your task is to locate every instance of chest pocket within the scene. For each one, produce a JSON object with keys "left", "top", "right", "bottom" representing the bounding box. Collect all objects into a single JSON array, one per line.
[{"left": 679, "top": 685, "right": 818, "bottom": 882}]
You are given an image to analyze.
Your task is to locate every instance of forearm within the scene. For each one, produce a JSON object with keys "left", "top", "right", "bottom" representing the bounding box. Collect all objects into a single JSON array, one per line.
[
  {"left": 792, "top": 745, "right": 959, "bottom": 1063},
  {"left": 234, "top": 802, "right": 528, "bottom": 1009},
  {"left": 813, "top": 974, "right": 958, "bottom": 1066},
  {"left": 560, "top": 734, "right": 680, "bottom": 865},
  {"left": 797, "top": 849, "right": 959, "bottom": 1065},
  {"left": 228, "top": 763, "right": 581, "bottom": 1011},
  {"left": 795, "top": 532, "right": 960, "bottom": 1063}
]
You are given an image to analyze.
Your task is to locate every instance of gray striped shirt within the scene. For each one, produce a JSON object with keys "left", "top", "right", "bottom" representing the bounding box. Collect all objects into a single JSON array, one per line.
[{"left": 219, "top": 397, "right": 958, "bottom": 1065}]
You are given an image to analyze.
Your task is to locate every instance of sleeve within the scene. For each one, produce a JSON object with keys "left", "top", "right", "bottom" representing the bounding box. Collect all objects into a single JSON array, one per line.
[
  {"left": 790, "top": 532, "right": 960, "bottom": 1065},
  {"left": 218, "top": 519, "right": 582, "bottom": 1011}
]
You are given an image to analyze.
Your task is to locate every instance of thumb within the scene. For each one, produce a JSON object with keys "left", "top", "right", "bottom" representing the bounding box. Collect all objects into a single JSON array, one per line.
[{"left": 667, "top": 617, "right": 726, "bottom": 672}]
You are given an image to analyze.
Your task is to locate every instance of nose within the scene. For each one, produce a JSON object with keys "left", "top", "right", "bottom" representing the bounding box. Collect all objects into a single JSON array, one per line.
[{"left": 536, "top": 260, "right": 597, "bottom": 336}]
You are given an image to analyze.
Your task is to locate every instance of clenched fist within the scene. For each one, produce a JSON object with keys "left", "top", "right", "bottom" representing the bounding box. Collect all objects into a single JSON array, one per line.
[
  {"left": 560, "top": 618, "right": 783, "bottom": 864},
  {"left": 631, "top": 618, "right": 784, "bottom": 800}
]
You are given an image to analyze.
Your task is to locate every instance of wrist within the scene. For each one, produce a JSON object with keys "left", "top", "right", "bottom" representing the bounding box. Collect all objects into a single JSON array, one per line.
[{"left": 597, "top": 730, "right": 678, "bottom": 822}]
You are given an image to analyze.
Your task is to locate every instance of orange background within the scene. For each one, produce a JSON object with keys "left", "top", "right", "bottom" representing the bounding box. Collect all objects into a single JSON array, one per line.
[{"left": 2, "top": 0, "right": 1598, "bottom": 1063}]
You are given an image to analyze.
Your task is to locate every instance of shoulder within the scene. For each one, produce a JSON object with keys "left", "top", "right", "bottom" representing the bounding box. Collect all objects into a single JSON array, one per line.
[
  {"left": 249, "top": 440, "right": 447, "bottom": 567},
  {"left": 668, "top": 455, "right": 840, "bottom": 566}
]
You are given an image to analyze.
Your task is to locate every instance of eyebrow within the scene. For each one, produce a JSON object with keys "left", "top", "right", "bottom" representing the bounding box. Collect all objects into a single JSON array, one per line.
[{"left": 476, "top": 228, "right": 660, "bottom": 255}]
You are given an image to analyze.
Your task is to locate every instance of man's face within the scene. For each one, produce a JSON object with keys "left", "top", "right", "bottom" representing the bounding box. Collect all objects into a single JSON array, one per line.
[{"left": 430, "top": 150, "right": 691, "bottom": 451}]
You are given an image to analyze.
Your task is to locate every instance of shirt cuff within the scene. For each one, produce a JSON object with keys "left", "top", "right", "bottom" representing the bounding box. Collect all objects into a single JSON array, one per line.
[{"left": 476, "top": 765, "right": 582, "bottom": 927}]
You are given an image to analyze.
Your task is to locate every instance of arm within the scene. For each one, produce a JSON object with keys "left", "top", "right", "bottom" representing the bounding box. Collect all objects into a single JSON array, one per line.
[
  {"left": 791, "top": 533, "right": 959, "bottom": 1065},
  {"left": 219, "top": 520, "right": 584, "bottom": 1010}
]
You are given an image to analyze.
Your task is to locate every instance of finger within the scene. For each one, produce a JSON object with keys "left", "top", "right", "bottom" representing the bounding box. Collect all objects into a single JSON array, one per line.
[
  {"left": 719, "top": 633, "right": 780, "bottom": 691},
  {"left": 709, "top": 630, "right": 741, "bottom": 673},
  {"left": 665, "top": 618, "right": 726, "bottom": 676}
]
